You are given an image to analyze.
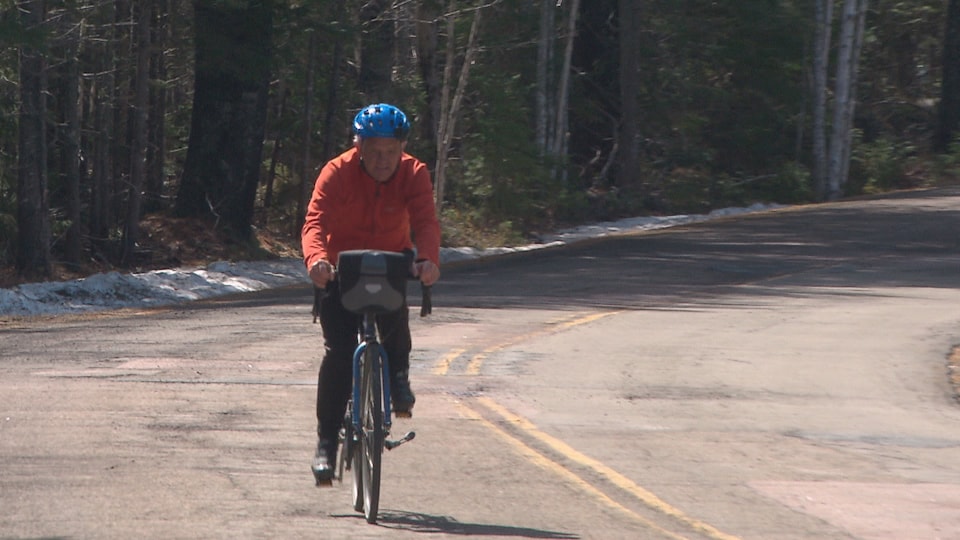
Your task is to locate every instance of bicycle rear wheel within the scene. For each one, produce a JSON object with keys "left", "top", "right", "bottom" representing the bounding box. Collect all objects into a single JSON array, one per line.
[{"left": 359, "top": 343, "right": 383, "bottom": 523}]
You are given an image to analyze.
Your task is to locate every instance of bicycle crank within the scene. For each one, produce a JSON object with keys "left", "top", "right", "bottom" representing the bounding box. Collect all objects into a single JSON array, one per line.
[{"left": 385, "top": 431, "right": 416, "bottom": 450}]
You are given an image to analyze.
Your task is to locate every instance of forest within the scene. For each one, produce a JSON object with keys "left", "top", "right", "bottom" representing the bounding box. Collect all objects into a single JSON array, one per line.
[{"left": 2, "top": 0, "right": 959, "bottom": 281}]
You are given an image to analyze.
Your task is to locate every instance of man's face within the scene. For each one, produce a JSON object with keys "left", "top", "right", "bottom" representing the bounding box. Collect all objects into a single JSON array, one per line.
[{"left": 359, "top": 137, "right": 405, "bottom": 182}]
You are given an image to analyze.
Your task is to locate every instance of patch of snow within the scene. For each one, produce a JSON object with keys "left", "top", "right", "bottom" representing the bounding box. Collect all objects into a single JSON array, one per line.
[{"left": 0, "top": 204, "right": 783, "bottom": 317}]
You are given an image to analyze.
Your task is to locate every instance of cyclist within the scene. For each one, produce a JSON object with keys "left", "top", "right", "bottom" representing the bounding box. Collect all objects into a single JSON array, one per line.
[{"left": 301, "top": 103, "right": 441, "bottom": 483}]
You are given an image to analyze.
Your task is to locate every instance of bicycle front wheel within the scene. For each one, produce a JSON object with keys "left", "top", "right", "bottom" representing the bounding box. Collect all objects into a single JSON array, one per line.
[
  {"left": 359, "top": 343, "right": 383, "bottom": 523},
  {"left": 342, "top": 407, "right": 363, "bottom": 512}
]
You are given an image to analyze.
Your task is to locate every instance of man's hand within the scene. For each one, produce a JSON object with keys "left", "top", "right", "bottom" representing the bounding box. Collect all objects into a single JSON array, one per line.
[
  {"left": 413, "top": 260, "right": 440, "bottom": 287},
  {"left": 309, "top": 260, "right": 335, "bottom": 288}
]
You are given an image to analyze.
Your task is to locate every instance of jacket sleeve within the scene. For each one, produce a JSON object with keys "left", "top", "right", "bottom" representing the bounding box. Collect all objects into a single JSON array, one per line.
[
  {"left": 301, "top": 164, "right": 333, "bottom": 270},
  {"left": 407, "top": 161, "right": 442, "bottom": 266}
]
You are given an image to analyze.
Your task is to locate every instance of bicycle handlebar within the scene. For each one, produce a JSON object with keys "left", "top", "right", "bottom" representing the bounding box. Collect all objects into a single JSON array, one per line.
[{"left": 311, "top": 272, "right": 433, "bottom": 323}]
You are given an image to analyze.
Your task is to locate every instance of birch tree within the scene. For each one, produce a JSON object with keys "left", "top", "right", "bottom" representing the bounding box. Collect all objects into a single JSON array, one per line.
[
  {"left": 825, "top": 0, "right": 869, "bottom": 200},
  {"left": 536, "top": 0, "right": 580, "bottom": 181},
  {"left": 535, "top": 0, "right": 554, "bottom": 153},
  {"left": 552, "top": 0, "right": 579, "bottom": 175},
  {"left": 811, "top": 0, "right": 834, "bottom": 200},
  {"left": 433, "top": 1, "right": 481, "bottom": 213}
]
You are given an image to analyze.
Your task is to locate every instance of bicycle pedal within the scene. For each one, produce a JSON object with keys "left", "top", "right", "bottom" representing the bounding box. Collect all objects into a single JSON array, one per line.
[
  {"left": 385, "top": 431, "right": 416, "bottom": 450},
  {"left": 312, "top": 467, "right": 335, "bottom": 487}
]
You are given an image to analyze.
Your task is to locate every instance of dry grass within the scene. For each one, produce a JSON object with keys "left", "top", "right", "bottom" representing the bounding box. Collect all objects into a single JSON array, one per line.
[
  {"left": 949, "top": 346, "right": 960, "bottom": 404},
  {"left": 0, "top": 213, "right": 301, "bottom": 289}
]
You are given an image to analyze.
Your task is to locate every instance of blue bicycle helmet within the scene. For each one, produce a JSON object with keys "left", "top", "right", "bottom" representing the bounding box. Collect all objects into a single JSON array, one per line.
[{"left": 352, "top": 103, "right": 411, "bottom": 139}]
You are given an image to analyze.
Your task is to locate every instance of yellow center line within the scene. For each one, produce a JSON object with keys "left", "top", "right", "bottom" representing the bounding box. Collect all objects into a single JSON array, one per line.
[
  {"left": 476, "top": 397, "right": 741, "bottom": 540},
  {"left": 464, "top": 311, "right": 622, "bottom": 375},
  {"left": 455, "top": 400, "right": 691, "bottom": 540},
  {"left": 553, "top": 310, "right": 621, "bottom": 330},
  {"left": 432, "top": 348, "right": 467, "bottom": 375}
]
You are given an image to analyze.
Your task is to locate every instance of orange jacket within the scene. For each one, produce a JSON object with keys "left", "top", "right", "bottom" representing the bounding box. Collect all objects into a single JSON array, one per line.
[{"left": 301, "top": 146, "right": 441, "bottom": 271}]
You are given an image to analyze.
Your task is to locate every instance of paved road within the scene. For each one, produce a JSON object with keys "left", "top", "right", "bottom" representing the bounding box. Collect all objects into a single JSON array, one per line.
[{"left": 2, "top": 187, "right": 960, "bottom": 539}]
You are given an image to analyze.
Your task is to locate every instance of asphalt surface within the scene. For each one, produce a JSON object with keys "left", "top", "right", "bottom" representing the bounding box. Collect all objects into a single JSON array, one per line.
[{"left": 2, "top": 186, "right": 960, "bottom": 539}]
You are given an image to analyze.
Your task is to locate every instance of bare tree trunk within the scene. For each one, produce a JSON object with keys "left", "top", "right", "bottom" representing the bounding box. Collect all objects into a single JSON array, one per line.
[
  {"left": 826, "top": 0, "right": 868, "bottom": 200},
  {"left": 550, "top": 0, "right": 580, "bottom": 184},
  {"left": 837, "top": 0, "right": 868, "bottom": 189},
  {"left": 262, "top": 79, "right": 285, "bottom": 226},
  {"left": 90, "top": 1, "right": 118, "bottom": 254},
  {"left": 145, "top": 0, "right": 169, "bottom": 213},
  {"left": 616, "top": 0, "right": 643, "bottom": 191},
  {"left": 91, "top": 61, "right": 110, "bottom": 251},
  {"left": 358, "top": 0, "right": 395, "bottom": 102},
  {"left": 434, "top": 1, "right": 482, "bottom": 214},
  {"left": 295, "top": 30, "right": 316, "bottom": 237},
  {"left": 535, "top": 0, "right": 555, "bottom": 154},
  {"left": 175, "top": 0, "right": 274, "bottom": 240},
  {"left": 121, "top": 0, "right": 152, "bottom": 266},
  {"left": 16, "top": 0, "right": 52, "bottom": 279},
  {"left": 112, "top": 0, "right": 132, "bottom": 231},
  {"left": 62, "top": 3, "right": 84, "bottom": 268},
  {"left": 90, "top": 34, "right": 114, "bottom": 254},
  {"left": 322, "top": 7, "right": 345, "bottom": 163},
  {"left": 811, "top": 0, "right": 834, "bottom": 200},
  {"left": 434, "top": 1, "right": 456, "bottom": 211},
  {"left": 936, "top": 0, "right": 960, "bottom": 152},
  {"left": 416, "top": 0, "right": 442, "bottom": 153}
]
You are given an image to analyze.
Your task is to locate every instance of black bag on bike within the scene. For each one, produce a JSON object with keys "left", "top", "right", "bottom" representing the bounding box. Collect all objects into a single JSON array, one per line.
[{"left": 337, "top": 250, "right": 410, "bottom": 314}]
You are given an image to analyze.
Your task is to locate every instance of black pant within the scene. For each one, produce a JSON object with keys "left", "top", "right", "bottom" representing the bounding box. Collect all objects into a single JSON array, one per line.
[{"left": 315, "top": 281, "right": 411, "bottom": 441}]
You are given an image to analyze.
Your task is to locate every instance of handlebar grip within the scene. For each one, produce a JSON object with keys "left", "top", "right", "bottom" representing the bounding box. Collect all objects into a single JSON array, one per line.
[{"left": 420, "top": 285, "right": 432, "bottom": 317}]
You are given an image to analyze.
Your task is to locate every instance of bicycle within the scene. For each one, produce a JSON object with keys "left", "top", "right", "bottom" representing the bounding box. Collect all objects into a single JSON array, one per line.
[{"left": 317, "top": 249, "right": 430, "bottom": 524}]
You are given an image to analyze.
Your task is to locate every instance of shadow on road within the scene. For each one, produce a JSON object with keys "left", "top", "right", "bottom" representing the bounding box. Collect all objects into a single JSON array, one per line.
[
  {"left": 435, "top": 187, "right": 960, "bottom": 312},
  {"left": 178, "top": 187, "right": 960, "bottom": 316},
  {"left": 333, "top": 510, "right": 580, "bottom": 538}
]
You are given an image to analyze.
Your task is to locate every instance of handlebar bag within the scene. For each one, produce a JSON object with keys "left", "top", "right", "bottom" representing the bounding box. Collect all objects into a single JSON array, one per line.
[{"left": 337, "top": 250, "right": 409, "bottom": 314}]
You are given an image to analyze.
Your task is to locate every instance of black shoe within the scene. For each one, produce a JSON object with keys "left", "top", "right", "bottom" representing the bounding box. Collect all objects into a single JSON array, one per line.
[
  {"left": 311, "top": 438, "right": 337, "bottom": 485},
  {"left": 391, "top": 370, "right": 416, "bottom": 416}
]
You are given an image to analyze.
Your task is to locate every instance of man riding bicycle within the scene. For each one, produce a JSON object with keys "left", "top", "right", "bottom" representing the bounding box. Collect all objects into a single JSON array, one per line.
[{"left": 301, "top": 103, "right": 441, "bottom": 483}]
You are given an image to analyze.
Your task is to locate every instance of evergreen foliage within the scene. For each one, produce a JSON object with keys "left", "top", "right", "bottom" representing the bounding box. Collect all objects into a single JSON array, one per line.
[{"left": 0, "top": 0, "right": 957, "bottom": 276}]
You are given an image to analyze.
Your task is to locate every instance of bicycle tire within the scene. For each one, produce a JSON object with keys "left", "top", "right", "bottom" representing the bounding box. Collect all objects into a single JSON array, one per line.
[
  {"left": 340, "top": 407, "right": 363, "bottom": 511},
  {"left": 351, "top": 429, "right": 364, "bottom": 512},
  {"left": 359, "top": 343, "right": 383, "bottom": 523}
]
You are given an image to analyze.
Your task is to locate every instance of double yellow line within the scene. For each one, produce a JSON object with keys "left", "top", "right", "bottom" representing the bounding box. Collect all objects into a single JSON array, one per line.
[
  {"left": 460, "top": 397, "right": 741, "bottom": 540},
  {"left": 431, "top": 308, "right": 739, "bottom": 538},
  {"left": 432, "top": 311, "right": 622, "bottom": 376}
]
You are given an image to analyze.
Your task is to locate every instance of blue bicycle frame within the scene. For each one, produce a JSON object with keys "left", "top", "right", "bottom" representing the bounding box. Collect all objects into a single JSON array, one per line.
[{"left": 351, "top": 315, "right": 393, "bottom": 437}]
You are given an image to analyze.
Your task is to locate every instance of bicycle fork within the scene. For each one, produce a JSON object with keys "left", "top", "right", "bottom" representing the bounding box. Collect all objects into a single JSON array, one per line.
[{"left": 351, "top": 342, "right": 416, "bottom": 452}]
